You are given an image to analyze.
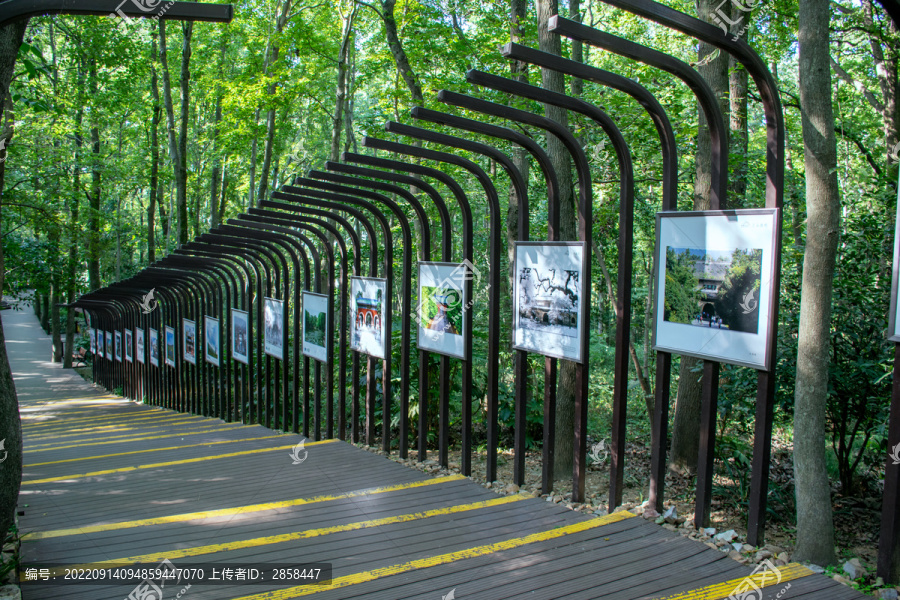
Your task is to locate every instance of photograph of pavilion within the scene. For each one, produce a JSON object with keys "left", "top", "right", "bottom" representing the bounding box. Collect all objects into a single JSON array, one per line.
[
  {"left": 183, "top": 319, "right": 197, "bottom": 364},
  {"left": 350, "top": 276, "right": 386, "bottom": 359},
  {"left": 663, "top": 246, "right": 763, "bottom": 334}
]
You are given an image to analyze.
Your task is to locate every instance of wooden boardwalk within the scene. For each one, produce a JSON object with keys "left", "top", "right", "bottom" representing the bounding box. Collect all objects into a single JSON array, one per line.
[{"left": 5, "top": 307, "right": 866, "bottom": 600}]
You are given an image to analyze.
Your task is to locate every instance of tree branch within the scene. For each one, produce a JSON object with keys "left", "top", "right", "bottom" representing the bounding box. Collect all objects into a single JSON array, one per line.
[{"left": 830, "top": 56, "right": 885, "bottom": 112}]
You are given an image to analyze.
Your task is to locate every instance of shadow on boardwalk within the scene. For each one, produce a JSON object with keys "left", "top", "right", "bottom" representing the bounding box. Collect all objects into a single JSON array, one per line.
[{"left": 4, "top": 305, "right": 865, "bottom": 600}]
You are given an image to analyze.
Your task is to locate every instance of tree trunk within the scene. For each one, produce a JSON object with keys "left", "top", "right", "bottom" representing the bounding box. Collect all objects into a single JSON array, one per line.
[
  {"left": 729, "top": 41, "right": 749, "bottom": 206},
  {"left": 536, "top": 0, "right": 577, "bottom": 479},
  {"left": 257, "top": 0, "right": 292, "bottom": 205},
  {"left": 159, "top": 20, "right": 192, "bottom": 246},
  {"left": 149, "top": 37, "right": 161, "bottom": 263},
  {"left": 793, "top": 0, "right": 839, "bottom": 567},
  {"left": 210, "top": 38, "right": 225, "bottom": 229},
  {"left": 669, "top": 0, "right": 731, "bottom": 472},
  {"left": 87, "top": 60, "right": 102, "bottom": 290},
  {"left": 331, "top": 2, "right": 357, "bottom": 162},
  {"left": 380, "top": 0, "right": 424, "bottom": 105}
]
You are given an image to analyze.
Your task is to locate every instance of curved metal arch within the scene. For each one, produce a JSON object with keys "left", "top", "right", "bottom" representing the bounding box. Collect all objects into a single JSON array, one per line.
[
  {"left": 339, "top": 150, "right": 473, "bottom": 472},
  {"left": 215, "top": 223, "right": 302, "bottom": 433},
  {"left": 197, "top": 233, "right": 279, "bottom": 427},
  {"left": 547, "top": 15, "right": 727, "bottom": 210},
  {"left": 228, "top": 216, "right": 319, "bottom": 435},
  {"left": 466, "top": 68, "right": 636, "bottom": 508},
  {"left": 277, "top": 185, "right": 395, "bottom": 450},
  {"left": 248, "top": 204, "right": 364, "bottom": 442},
  {"left": 293, "top": 175, "right": 415, "bottom": 455},
  {"left": 362, "top": 134, "right": 503, "bottom": 482}
]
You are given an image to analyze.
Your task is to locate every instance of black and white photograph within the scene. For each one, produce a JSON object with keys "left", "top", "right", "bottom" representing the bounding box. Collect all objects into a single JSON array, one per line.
[
  {"left": 136, "top": 328, "right": 145, "bottom": 364},
  {"left": 653, "top": 209, "right": 779, "bottom": 370},
  {"left": 264, "top": 297, "right": 284, "bottom": 360},
  {"left": 350, "top": 277, "right": 387, "bottom": 359},
  {"left": 205, "top": 316, "right": 220, "bottom": 366},
  {"left": 302, "top": 291, "right": 329, "bottom": 362},
  {"left": 183, "top": 318, "right": 197, "bottom": 365},
  {"left": 513, "top": 242, "right": 587, "bottom": 363},
  {"left": 125, "top": 329, "right": 133, "bottom": 362},
  {"left": 417, "top": 262, "right": 467, "bottom": 359},
  {"left": 165, "top": 326, "right": 176, "bottom": 367},
  {"left": 149, "top": 328, "right": 159, "bottom": 367},
  {"left": 105, "top": 331, "right": 113, "bottom": 360},
  {"left": 232, "top": 308, "right": 249, "bottom": 365}
]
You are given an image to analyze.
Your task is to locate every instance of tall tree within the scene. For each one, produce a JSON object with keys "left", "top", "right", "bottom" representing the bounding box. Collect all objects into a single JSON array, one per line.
[
  {"left": 0, "top": 11, "right": 28, "bottom": 552},
  {"left": 669, "top": 0, "right": 731, "bottom": 471},
  {"left": 331, "top": 1, "right": 358, "bottom": 162},
  {"left": 257, "top": 0, "right": 292, "bottom": 205},
  {"left": 363, "top": 0, "right": 424, "bottom": 106},
  {"left": 535, "top": 0, "right": 578, "bottom": 478},
  {"left": 87, "top": 57, "right": 102, "bottom": 290},
  {"left": 159, "top": 20, "right": 193, "bottom": 245},
  {"left": 793, "top": 0, "right": 840, "bottom": 566},
  {"left": 148, "top": 35, "right": 161, "bottom": 263}
]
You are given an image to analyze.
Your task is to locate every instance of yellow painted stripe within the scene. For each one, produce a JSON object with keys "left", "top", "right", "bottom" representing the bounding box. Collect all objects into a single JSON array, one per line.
[
  {"left": 25, "top": 424, "right": 256, "bottom": 452},
  {"left": 22, "top": 410, "right": 176, "bottom": 428},
  {"left": 24, "top": 475, "right": 466, "bottom": 540},
  {"left": 26, "top": 425, "right": 255, "bottom": 451},
  {"left": 50, "top": 494, "right": 527, "bottom": 575},
  {"left": 230, "top": 511, "right": 636, "bottom": 599},
  {"left": 24, "top": 412, "right": 207, "bottom": 432},
  {"left": 25, "top": 434, "right": 290, "bottom": 466},
  {"left": 25, "top": 418, "right": 210, "bottom": 441},
  {"left": 650, "top": 563, "right": 814, "bottom": 600},
  {"left": 23, "top": 439, "right": 337, "bottom": 485}
]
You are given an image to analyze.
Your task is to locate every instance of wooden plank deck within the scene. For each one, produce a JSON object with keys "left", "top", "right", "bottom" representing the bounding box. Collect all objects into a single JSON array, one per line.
[{"left": 4, "top": 307, "right": 867, "bottom": 600}]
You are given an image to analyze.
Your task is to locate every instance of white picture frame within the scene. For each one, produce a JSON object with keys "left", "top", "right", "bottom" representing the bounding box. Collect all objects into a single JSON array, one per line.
[
  {"left": 105, "top": 331, "right": 113, "bottom": 361},
  {"left": 165, "top": 326, "right": 176, "bottom": 367},
  {"left": 513, "top": 241, "right": 587, "bottom": 363},
  {"left": 302, "top": 291, "right": 329, "bottom": 362},
  {"left": 89, "top": 328, "right": 96, "bottom": 355},
  {"left": 205, "top": 316, "right": 220, "bottom": 367},
  {"left": 652, "top": 209, "right": 780, "bottom": 371},
  {"left": 350, "top": 276, "right": 387, "bottom": 359},
  {"left": 231, "top": 308, "right": 249, "bottom": 365},
  {"left": 888, "top": 176, "right": 900, "bottom": 342},
  {"left": 149, "top": 328, "right": 159, "bottom": 367},
  {"left": 124, "top": 329, "right": 133, "bottom": 362},
  {"left": 183, "top": 318, "right": 197, "bottom": 365},
  {"left": 417, "top": 262, "right": 468, "bottom": 359},
  {"left": 136, "top": 328, "right": 145, "bottom": 364},
  {"left": 264, "top": 297, "right": 284, "bottom": 360}
]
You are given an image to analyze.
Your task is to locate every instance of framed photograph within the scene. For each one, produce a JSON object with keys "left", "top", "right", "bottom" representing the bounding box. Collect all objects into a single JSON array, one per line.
[
  {"left": 165, "top": 326, "right": 176, "bottom": 367},
  {"left": 149, "top": 328, "right": 159, "bottom": 367},
  {"left": 350, "top": 276, "right": 387, "bottom": 359},
  {"left": 513, "top": 242, "right": 587, "bottom": 363},
  {"left": 114, "top": 331, "right": 122, "bottom": 362},
  {"left": 105, "top": 331, "right": 113, "bottom": 360},
  {"left": 124, "top": 329, "right": 133, "bottom": 362},
  {"left": 89, "top": 328, "right": 96, "bottom": 355},
  {"left": 183, "top": 318, "right": 197, "bottom": 365},
  {"left": 96, "top": 329, "right": 103, "bottom": 359},
  {"left": 302, "top": 291, "right": 329, "bottom": 362},
  {"left": 652, "top": 209, "right": 779, "bottom": 370},
  {"left": 417, "top": 262, "right": 467, "bottom": 359},
  {"left": 232, "top": 308, "right": 249, "bottom": 365},
  {"left": 136, "top": 328, "right": 145, "bottom": 364},
  {"left": 889, "top": 180, "right": 900, "bottom": 341},
  {"left": 205, "top": 316, "right": 220, "bottom": 366},
  {"left": 264, "top": 297, "right": 285, "bottom": 360}
]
